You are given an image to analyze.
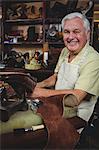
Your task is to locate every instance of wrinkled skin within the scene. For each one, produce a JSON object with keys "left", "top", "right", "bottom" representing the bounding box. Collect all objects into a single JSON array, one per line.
[{"left": 63, "top": 17, "right": 90, "bottom": 56}]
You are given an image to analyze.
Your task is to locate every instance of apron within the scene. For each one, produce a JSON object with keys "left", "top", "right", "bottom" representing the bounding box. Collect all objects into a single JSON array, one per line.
[
  {"left": 55, "top": 62, "right": 79, "bottom": 90},
  {"left": 55, "top": 48, "right": 88, "bottom": 90},
  {"left": 55, "top": 49, "right": 97, "bottom": 122}
]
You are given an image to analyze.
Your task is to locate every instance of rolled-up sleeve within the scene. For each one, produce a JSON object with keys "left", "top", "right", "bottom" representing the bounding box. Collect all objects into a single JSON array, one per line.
[{"left": 75, "top": 59, "right": 99, "bottom": 96}]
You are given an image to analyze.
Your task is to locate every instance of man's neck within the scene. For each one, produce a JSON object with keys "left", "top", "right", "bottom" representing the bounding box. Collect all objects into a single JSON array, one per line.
[{"left": 68, "top": 53, "right": 77, "bottom": 63}]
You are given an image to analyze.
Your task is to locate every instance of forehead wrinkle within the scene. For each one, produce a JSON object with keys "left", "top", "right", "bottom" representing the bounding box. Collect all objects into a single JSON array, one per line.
[
  {"left": 63, "top": 17, "right": 85, "bottom": 30},
  {"left": 64, "top": 17, "right": 84, "bottom": 27}
]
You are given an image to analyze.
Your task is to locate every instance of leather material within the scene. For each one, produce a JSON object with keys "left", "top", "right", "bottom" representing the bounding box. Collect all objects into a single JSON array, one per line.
[{"left": 37, "top": 95, "right": 80, "bottom": 149}]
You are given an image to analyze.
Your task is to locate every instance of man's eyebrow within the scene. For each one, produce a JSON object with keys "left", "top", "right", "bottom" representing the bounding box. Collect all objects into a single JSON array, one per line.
[
  {"left": 63, "top": 29, "right": 80, "bottom": 32},
  {"left": 74, "top": 29, "right": 80, "bottom": 31}
]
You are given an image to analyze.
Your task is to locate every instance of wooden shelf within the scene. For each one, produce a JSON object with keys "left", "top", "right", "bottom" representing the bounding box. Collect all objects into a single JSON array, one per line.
[
  {"left": 5, "top": 18, "right": 43, "bottom": 25},
  {"left": 4, "top": 41, "right": 43, "bottom": 45}
]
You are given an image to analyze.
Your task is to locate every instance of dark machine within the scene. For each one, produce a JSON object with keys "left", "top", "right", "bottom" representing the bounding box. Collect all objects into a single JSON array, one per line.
[{"left": 0, "top": 71, "right": 37, "bottom": 122}]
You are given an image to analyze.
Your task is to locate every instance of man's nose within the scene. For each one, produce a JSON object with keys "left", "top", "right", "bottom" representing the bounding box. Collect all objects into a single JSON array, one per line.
[{"left": 68, "top": 32, "right": 75, "bottom": 39}]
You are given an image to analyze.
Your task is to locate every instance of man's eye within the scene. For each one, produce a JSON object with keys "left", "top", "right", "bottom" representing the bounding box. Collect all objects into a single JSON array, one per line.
[
  {"left": 63, "top": 30, "right": 69, "bottom": 34},
  {"left": 74, "top": 30, "right": 80, "bottom": 34}
]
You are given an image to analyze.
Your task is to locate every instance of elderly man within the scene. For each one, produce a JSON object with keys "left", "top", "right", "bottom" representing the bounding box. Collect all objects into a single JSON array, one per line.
[{"left": 30, "top": 12, "right": 99, "bottom": 122}]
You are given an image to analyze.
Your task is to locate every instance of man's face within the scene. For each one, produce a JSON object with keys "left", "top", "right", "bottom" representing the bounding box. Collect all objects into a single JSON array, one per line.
[{"left": 63, "top": 17, "right": 90, "bottom": 54}]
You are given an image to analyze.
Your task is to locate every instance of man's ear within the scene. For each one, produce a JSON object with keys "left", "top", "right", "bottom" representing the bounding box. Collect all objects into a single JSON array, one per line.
[{"left": 87, "top": 30, "right": 91, "bottom": 41}]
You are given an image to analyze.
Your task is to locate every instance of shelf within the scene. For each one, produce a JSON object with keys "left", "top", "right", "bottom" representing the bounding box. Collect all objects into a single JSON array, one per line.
[
  {"left": 5, "top": 18, "right": 43, "bottom": 25},
  {"left": 4, "top": 41, "right": 43, "bottom": 45},
  {"left": 4, "top": 41, "right": 64, "bottom": 47},
  {"left": 2, "top": 0, "right": 43, "bottom": 3},
  {"left": 5, "top": 18, "right": 62, "bottom": 25}
]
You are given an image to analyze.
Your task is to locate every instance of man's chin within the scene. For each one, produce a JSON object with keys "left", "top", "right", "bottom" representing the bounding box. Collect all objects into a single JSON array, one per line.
[{"left": 67, "top": 45, "right": 79, "bottom": 52}]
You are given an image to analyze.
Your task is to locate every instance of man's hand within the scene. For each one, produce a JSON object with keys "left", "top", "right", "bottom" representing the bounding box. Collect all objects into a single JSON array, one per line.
[
  {"left": 36, "top": 74, "right": 57, "bottom": 88},
  {"left": 29, "top": 87, "right": 52, "bottom": 98}
]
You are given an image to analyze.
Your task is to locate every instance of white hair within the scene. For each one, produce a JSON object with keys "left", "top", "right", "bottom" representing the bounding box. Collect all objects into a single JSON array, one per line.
[{"left": 61, "top": 12, "right": 90, "bottom": 32}]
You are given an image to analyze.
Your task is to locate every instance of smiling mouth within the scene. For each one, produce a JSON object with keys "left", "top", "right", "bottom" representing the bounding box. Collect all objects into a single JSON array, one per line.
[
  {"left": 67, "top": 39, "right": 79, "bottom": 43},
  {"left": 66, "top": 39, "right": 79, "bottom": 45},
  {"left": 67, "top": 41, "right": 78, "bottom": 46}
]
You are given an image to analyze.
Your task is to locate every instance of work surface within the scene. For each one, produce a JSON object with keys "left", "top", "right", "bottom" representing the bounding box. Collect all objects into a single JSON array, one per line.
[{"left": 0, "top": 95, "right": 87, "bottom": 149}]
